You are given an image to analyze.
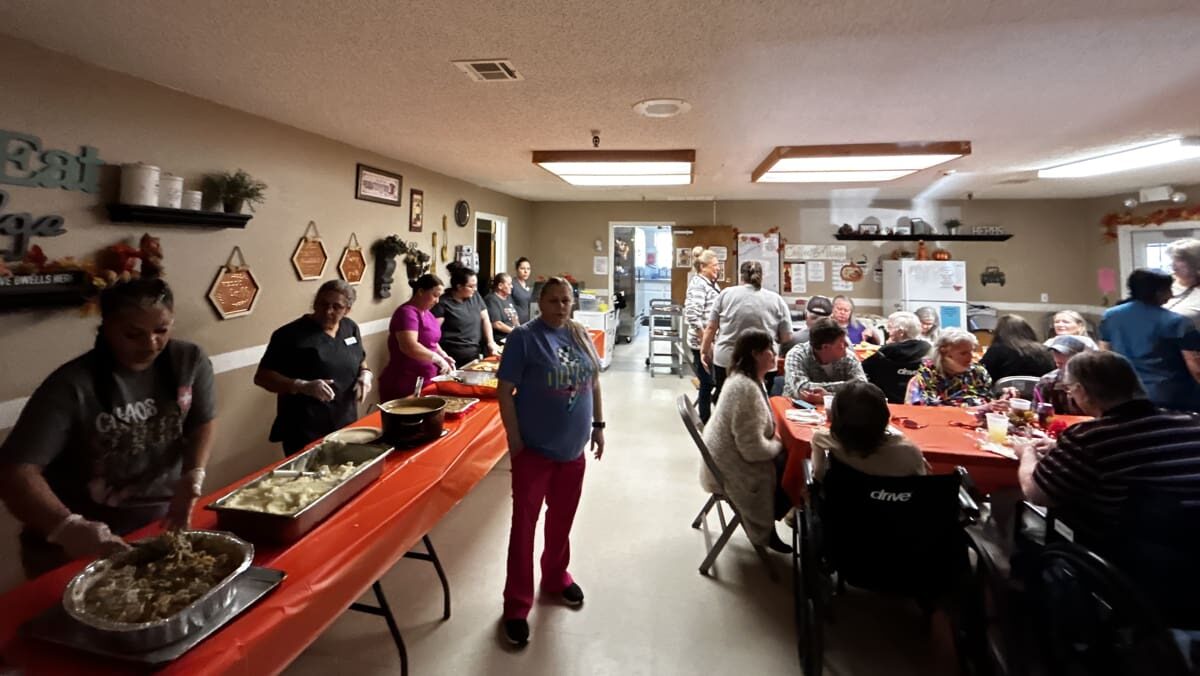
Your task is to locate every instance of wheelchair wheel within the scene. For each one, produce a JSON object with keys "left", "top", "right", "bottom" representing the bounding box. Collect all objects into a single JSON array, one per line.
[{"left": 793, "top": 505, "right": 825, "bottom": 675}]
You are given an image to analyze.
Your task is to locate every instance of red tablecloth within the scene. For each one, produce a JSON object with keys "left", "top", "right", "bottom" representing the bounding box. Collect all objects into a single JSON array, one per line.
[
  {"left": 771, "top": 396, "right": 1085, "bottom": 505},
  {"left": 0, "top": 402, "right": 507, "bottom": 675}
]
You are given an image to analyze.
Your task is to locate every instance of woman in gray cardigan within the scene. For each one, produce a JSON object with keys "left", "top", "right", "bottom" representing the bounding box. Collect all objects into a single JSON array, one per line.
[{"left": 700, "top": 328, "right": 792, "bottom": 553}]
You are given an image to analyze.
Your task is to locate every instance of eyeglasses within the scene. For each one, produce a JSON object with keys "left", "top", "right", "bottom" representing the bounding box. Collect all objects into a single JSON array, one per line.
[{"left": 315, "top": 301, "right": 350, "bottom": 312}]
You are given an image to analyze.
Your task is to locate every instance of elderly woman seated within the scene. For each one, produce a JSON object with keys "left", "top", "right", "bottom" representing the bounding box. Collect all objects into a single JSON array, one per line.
[
  {"left": 700, "top": 328, "right": 792, "bottom": 553},
  {"left": 907, "top": 328, "right": 993, "bottom": 406},
  {"left": 861, "top": 311, "right": 933, "bottom": 403},
  {"left": 812, "top": 381, "right": 927, "bottom": 481}
]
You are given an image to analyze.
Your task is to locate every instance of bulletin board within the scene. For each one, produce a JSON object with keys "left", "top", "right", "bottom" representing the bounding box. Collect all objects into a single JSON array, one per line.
[{"left": 736, "top": 233, "right": 781, "bottom": 293}]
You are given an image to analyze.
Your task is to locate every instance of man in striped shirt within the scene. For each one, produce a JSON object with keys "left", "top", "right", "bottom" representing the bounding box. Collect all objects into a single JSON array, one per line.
[{"left": 1017, "top": 350, "right": 1200, "bottom": 547}]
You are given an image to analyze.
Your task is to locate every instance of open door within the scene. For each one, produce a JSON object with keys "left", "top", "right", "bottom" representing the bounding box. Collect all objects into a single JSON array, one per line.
[{"left": 671, "top": 225, "right": 737, "bottom": 304}]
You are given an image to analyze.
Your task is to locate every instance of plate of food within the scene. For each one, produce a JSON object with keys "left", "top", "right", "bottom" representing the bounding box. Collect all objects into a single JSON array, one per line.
[
  {"left": 461, "top": 360, "right": 500, "bottom": 373},
  {"left": 439, "top": 396, "right": 480, "bottom": 416}
]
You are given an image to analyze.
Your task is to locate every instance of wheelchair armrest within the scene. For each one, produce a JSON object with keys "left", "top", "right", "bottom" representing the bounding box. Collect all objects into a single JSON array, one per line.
[
  {"left": 802, "top": 457, "right": 814, "bottom": 487},
  {"left": 954, "top": 466, "right": 982, "bottom": 522}
]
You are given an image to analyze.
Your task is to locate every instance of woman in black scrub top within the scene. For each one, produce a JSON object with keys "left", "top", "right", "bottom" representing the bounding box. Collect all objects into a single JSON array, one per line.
[
  {"left": 255, "top": 280, "right": 373, "bottom": 456},
  {"left": 511, "top": 257, "right": 533, "bottom": 325},
  {"left": 434, "top": 262, "right": 501, "bottom": 367}
]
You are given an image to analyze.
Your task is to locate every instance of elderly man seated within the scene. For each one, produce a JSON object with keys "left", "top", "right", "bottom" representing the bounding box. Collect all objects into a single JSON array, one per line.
[
  {"left": 782, "top": 318, "right": 866, "bottom": 403},
  {"left": 862, "top": 311, "right": 931, "bottom": 403}
]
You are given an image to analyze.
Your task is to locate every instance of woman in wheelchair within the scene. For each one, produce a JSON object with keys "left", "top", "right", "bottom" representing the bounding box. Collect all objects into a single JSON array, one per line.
[
  {"left": 811, "top": 381, "right": 928, "bottom": 481},
  {"left": 701, "top": 328, "right": 792, "bottom": 553}
]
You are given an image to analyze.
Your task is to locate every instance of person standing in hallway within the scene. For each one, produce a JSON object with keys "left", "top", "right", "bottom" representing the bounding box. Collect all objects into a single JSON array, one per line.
[
  {"left": 684, "top": 247, "right": 721, "bottom": 422},
  {"left": 484, "top": 272, "right": 520, "bottom": 344},
  {"left": 510, "top": 257, "right": 534, "bottom": 324},
  {"left": 495, "top": 277, "right": 605, "bottom": 647},
  {"left": 700, "top": 260, "right": 792, "bottom": 404}
]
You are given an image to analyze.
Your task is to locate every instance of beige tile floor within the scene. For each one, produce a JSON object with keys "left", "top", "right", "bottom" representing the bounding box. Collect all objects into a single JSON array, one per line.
[{"left": 285, "top": 338, "right": 958, "bottom": 675}]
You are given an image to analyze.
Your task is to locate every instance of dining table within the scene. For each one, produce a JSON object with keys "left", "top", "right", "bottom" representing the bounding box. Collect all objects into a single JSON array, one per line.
[
  {"left": 0, "top": 395, "right": 507, "bottom": 675},
  {"left": 770, "top": 396, "right": 1088, "bottom": 505}
]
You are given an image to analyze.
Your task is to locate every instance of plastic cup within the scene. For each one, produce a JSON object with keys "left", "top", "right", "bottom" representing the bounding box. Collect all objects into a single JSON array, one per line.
[
  {"left": 823, "top": 394, "right": 834, "bottom": 410},
  {"left": 985, "top": 413, "right": 1009, "bottom": 443},
  {"left": 1009, "top": 398, "right": 1032, "bottom": 412}
]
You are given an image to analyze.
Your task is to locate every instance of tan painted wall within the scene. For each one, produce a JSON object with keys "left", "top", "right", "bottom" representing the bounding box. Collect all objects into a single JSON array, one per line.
[{"left": 0, "top": 38, "right": 532, "bottom": 591}]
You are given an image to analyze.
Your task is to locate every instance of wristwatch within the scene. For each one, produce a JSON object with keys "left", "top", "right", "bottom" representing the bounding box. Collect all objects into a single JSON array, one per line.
[{"left": 592, "top": 421, "right": 606, "bottom": 429}]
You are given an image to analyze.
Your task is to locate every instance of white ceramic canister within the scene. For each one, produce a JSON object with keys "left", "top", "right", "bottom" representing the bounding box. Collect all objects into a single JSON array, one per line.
[
  {"left": 119, "top": 162, "right": 161, "bottom": 206},
  {"left": 181, "top": 189, "right": 203, "bottom": 211},
  {"left": 159, "top": 173, "right": 184, "bottom": 209}
]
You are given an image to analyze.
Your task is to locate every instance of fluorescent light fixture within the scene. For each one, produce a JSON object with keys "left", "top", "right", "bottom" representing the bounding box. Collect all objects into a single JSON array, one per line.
[
  {"left": 1037, "top": 138, "right": 1200, "bottom": 178},
  {"left": 533, "top": 150, "right": 695, "bottom": 187},
  {"left": 751, "top": 141, "right": 970, "bottom": 183}
]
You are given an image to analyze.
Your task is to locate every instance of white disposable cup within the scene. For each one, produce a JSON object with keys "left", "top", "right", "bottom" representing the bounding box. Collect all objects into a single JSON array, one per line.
[
  {"left": 823, "top": 394, "right": 834, "bottom": 410},
  {"left": 985, "top": 413, "right": 1009, "bottom": 443},
  {"left": 1010, "top": 398, "right": 1032, "bottom": 412}
]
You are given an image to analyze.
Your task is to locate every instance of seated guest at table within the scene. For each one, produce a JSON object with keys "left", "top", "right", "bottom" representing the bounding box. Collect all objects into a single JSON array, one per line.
[
  {"left": 862, "top": 311, "right": 932, "bottom": 403},
  {"left": 484, "top": 272, "right": 519, "bottom": 344},
  {"left": 915, "top": 306, "right": 941, "bottom": 344},
  {"left": 0, "top": 278, "right": 216, "bottom": 578},
  {"left": 701, "top": 329, "right": 792, "bottom": 554},
  {"left": 789, "top": 295, "right": 834, "bottom": 346},
  {"left": 980, "top": 314, "right": 1055, "bottom": 382},
  {"left": 782, "top": 318, "right": 866, "bottom": 403},
  {"left": 1034, "top": 335, "right": 1093, "bottom": 415},
  {"left": 511, "top": 257, "right": 534, "bottom": 324},
  {"left": 1100, "top": 268, "right": 1200, "bottom": 412},
  {"left": 1166, "top": 238, "right": 1200, "bottom": 329},
  {"left": 700, "top": 260, "right": 792, "bottom": 403},
  {"left": 832, "top": 295, "right": 880, "bottom": 345},
  {"left": 811, "top": 382, "right": 927, "bottom": 481},
  {"left": 379, "top": 273, "right": 456, "bottom": 401},
  {"left": 435, "top": 261, "right": 500, "bottom": 368},
  {"left": 909, "top": 329, "right": 994, "bottom": 406},
  {"left": 496, "top": 277, "right": 605, "bottom": 647},
  {"left": 256, "top": 280, "right": 371, "bottom": 457},
  {"left": 1044, "top": 310, "right": 1097, "bottom": 349},
  {"left": 684, "top": 247, "right": 722, "bottom": 423}
]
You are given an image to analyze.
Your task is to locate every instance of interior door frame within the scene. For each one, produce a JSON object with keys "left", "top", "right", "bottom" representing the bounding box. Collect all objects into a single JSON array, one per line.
[
  {"left": 477, "top": 211, "right": 507, "bottom": 274},
  {"left": 1118, "top": 221, "right": 1198, "bottom": 285},
  {"left": 607, "top": 221, "right": 673, "bottom": 293}
]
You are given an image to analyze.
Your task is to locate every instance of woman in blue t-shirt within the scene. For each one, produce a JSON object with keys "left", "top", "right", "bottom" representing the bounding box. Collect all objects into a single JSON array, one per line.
[{"left": 495, "top": 277, "right": 605, "bottom": 647}]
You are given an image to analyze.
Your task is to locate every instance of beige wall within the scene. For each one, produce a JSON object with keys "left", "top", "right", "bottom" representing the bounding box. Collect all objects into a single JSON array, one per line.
[{"left": 0, "top": 39, "right": 532, "bottom": 591}]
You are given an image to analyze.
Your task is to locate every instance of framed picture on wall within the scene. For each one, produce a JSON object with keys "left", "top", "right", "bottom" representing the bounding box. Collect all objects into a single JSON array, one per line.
[
  {"left": 355, "top": 164, "right": 403, "bottom": 206},
  {"left": 409, "top": 189, "right": 424, "bottom": 232}
]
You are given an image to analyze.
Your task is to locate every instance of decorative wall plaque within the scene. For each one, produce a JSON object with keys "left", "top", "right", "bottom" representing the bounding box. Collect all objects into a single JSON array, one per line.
[
  {"left": 291, "top": 221, "right": 328, "bottom": 281},
  {"left": 0, "top": 129, "right": 104, "bottom": 193},
  {"left": 0, "top": 189, "right": 67, "bottom": 262},
  {"left": 409, "top": 188, "right": 424, "bottom": 232},
  {"left": 338, "top": 232, "right": 366, "bottom": 285},
  {"left": 208, "top": 246, "right": 260, "bottom": 319}
]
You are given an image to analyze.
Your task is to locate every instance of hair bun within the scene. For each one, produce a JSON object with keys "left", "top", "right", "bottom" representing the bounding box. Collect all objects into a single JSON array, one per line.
[{"left": 691, "top": 245, "right": 704, "bottom": 257}]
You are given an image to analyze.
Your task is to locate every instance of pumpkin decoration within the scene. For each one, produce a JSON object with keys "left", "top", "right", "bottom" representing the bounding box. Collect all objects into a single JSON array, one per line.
[
  {"left": 932, "top": 248, "right": 952, "bottom": 261},
  {"left": 840, "top": 261, "right": 864, "bottom": 282}
]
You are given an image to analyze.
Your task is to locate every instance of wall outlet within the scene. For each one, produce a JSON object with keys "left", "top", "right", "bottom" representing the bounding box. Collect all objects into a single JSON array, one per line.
[{"left": 1040, "top": 293, "right": 1049, "bottom": 302}]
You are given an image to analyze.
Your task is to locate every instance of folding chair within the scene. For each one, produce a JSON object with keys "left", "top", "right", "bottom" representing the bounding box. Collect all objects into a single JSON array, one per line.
[
  {"left": 994, "top": 376, "right": 1040, "bottom": 399},
  {"left": 676, "top": 394, "right": 776, "bottom": 580}
]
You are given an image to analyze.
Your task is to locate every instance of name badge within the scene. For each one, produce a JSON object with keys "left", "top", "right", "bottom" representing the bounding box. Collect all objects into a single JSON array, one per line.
[{"left": 344, "top": 336, "right": 358, "bottom": 346}]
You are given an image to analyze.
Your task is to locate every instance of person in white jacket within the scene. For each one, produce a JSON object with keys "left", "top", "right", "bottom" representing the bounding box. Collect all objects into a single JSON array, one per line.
[
  {"left": 701, "top": 328, "right": 792, "bottom": 553},
  {"left": 684, "top": 247, "right": 721, "bottom": 422}
]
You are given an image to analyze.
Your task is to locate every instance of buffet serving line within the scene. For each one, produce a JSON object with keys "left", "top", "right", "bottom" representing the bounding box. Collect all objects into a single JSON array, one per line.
[
  {"left": 770, "top": 396, "right": 1087, "bottom": 504},
  {"left": 0, "top": 394, "right": 506, "bottom": 675}
]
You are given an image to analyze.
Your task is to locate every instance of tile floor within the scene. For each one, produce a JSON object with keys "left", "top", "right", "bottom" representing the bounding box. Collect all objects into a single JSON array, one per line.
[{"left": 285, "top": 338, "right": 959, "bottom": 675}]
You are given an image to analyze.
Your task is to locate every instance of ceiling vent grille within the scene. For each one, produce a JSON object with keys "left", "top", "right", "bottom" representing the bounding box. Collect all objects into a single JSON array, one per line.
[{"left": 453, "top": 59, "right": 522, "bottom": 82}]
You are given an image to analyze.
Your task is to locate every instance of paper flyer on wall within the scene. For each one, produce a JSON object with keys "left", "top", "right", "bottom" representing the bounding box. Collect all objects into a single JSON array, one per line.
[
  {"left": 711, "top": 246, "right": 728, "bottom": 261},
  {"left": 831, "top": 278, "right": 853, "bottom": 292},
  {"left": 736, "top": 233, "right": 780, "bottom": 293},
  {"left": 784, "top": 262, "right": 807, "bottom": 294},
  {"left": 593, "top": 256, "right": 608, "bottom": 275},
  {"left": 806, "top": 261, "right": 826, "bottom": 282}
]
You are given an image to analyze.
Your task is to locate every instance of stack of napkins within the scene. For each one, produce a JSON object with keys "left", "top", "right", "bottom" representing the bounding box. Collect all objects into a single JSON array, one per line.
[{"left": 785, "top": 409, "right": 827, "bottom": 425}]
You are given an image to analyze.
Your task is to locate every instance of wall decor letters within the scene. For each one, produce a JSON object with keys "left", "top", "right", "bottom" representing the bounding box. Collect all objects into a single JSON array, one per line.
[
  {"left": 0, "top": 130, "right": 104, "bottom": 193},
  {"left": 291, "top": 221, "right": 329, "bottom": 281},
  {"left": 0, "top": 190, "right": 67, "bottom": 262}
]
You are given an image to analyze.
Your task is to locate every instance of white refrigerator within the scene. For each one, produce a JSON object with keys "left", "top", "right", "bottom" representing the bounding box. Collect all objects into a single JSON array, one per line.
[{"left": 882, "top": 260, "right": 968, "bottom": 331}]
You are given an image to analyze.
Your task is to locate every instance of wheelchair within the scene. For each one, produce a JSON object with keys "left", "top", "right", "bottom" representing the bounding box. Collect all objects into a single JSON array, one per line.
[{"left": 793, "top": 453, "right": 993, "bottom": 675}]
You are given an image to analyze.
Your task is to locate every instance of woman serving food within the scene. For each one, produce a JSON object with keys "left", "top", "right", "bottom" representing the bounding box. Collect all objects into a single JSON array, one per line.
[{"left": 0, "top": 277, "right": 217, "bottom": 578}]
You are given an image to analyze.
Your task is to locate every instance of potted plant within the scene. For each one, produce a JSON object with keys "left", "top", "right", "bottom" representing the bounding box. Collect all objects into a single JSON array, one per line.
[
  {"left": 943, "top": 219, "right": 962, "bottom": 236},
  {"left": 203, "top": 169, "right": 267, "bottom": 214},
  {"left": 403, "top": 243, "right": 431, "bottom": 281}
]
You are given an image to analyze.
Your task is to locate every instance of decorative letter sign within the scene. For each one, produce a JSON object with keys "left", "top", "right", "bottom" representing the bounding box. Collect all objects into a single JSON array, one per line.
[
  {"left": 208, "top": 247, "right": 261, "bottom": 319},
  {"left": 291, "top": 221, "right": 329, "bottom": 281},
  {"left": 0, "top": 190, "right": 67, "bottom": 262},
  {"left": 338, "top": 232, "right": 366, "bottom": 285},
  {"left": 0, "top": 130, "right": 104, "bottom": 193}
]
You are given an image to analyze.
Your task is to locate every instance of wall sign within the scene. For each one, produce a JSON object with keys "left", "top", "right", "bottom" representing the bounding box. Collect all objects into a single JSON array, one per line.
[
  {"left": 208, "top": 246, "right": 261, "bottom": 319},
  {"left": 291, "top": 220, "right": 329, "bottom": 281},
  {"left": 1, "top": 130, "right": 103, "bottom": 193},
  {"left": 0, "top": 190, "right": 66, "bottom": 263},
  {"left": 338, "top": 232, "right": 366, "bottom": 285}
]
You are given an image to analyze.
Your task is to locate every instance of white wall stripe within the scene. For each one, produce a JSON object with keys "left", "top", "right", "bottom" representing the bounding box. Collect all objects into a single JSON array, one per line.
[
  {"left": 1, "top": 316, "right": 396, "bottom": 432},
  {"left": 780, "top": 295, "right": 1108, "bottom": 316}
]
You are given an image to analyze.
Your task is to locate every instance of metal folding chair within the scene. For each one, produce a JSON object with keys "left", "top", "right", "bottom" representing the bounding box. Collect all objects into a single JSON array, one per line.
[{"left": 994, "top": 376, "right": 1040, "bottom": 398}]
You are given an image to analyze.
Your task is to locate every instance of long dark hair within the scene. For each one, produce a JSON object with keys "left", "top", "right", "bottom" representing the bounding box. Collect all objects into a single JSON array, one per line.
[
  {"left": 94, "top": 277, "right": 177, "bottom": 413},
  {"left": 992, "top": 314, "right": 1048, "bottom": 360},
  {"left": 829, "top": 381, "right": 890, "bottom": 456},
  {"left": 514, "top": 256, "right": 530, "bottom": 269},
  {"left": 730, "top": 328, "right": 772, "bottom": 378},
  {"left": 446, "top": 261, "right": 476, "bottom": 290},
  {"left": 739, "top": 261, "right": 764, "bottom": 290}
]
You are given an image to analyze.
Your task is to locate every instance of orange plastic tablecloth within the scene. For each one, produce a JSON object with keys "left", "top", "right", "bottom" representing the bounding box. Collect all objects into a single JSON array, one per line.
[
  {"left": 0, "top": 402, "right": 507, "bottom": 675},
  {"left": 771, "top": 396, "right": 1086, "bottom": 505}
]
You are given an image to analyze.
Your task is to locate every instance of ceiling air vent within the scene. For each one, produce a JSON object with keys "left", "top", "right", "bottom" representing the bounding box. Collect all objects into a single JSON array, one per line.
[{"left": 453, "top": 59, "right": 523, "bottom": 82}]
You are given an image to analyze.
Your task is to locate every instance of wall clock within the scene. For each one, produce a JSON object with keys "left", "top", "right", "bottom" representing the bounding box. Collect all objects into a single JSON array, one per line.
[{"left": 454, "top": 200, "right": 471, "bottom": 227}]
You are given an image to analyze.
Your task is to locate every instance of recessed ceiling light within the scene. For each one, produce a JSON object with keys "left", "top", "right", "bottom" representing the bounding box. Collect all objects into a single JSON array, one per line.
[
  {"left": 751, "top": 141, "right": 970, "bottom": 183},
  {"left": 1037, "top": 137, "right": 1200, "bottom": 178},
  {"left": 633, "top": 98, "right": 692, "bottom": 118},
  {"left": 533, "top": 150, "right": 695, "bottom": 187}
]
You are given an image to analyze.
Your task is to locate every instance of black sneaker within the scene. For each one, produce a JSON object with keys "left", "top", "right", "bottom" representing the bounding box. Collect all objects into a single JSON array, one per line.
[
  {"left": 561, "top": 582, "right": 585, "bottom": 607},
  {"left": 768, "top": 531, "right": 793, "bottom": 554},
  {"left": 502, "top": 618, "right": 529, "bottom": 647}
]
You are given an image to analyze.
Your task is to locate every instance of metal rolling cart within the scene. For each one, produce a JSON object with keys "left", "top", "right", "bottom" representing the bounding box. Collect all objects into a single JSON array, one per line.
[{"left": 646, "top": 298, "right": 685, "bottom": 377}]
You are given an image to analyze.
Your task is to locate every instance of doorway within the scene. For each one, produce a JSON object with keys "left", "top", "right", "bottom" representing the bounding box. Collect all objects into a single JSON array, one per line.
[
  {"left": 610, "top": 221, "right": 672, "bottom": 343},
  {"left": 1119, "top": 222, "right": 1200, "bottom": 286},
  {"left": 477, "top": 212, "right": 508, "bottom": 277}
]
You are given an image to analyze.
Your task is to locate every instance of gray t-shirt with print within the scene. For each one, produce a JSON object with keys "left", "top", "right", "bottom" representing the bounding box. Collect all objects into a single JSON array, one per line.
[{"left": 1, "top": 340, "right": 216, "bottom": 535}]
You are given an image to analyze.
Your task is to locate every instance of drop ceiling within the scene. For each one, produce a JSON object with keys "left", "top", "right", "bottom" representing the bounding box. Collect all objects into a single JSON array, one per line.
[{"left": 3, "top": 0, "right": 1200, "bottom": 202}]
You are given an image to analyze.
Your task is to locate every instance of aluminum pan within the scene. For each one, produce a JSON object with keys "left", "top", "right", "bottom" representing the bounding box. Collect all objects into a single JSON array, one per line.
[{"left": 61, "top": 530, "right": 253, "bottom": 651}]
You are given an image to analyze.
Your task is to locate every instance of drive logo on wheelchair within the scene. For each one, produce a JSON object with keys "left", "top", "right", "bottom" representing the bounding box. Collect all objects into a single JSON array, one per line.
[{"left": 869, "top": 489, "right": 912, "bottom": 502}]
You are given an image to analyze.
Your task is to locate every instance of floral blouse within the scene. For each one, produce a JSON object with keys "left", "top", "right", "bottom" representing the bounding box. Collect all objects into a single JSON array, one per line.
[{"left": 912, "top": 358, "right": 993, "bottom": 406}]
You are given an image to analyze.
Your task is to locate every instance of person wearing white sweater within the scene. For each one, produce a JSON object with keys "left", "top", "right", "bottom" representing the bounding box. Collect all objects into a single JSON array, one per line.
[{"left": 701, "top": 328, "right": 792, "bottom": 553}]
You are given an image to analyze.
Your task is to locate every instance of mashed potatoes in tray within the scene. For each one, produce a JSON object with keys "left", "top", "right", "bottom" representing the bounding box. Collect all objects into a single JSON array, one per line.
[{"left": 224, "top": 463, "right": 359, "bottom": 515}]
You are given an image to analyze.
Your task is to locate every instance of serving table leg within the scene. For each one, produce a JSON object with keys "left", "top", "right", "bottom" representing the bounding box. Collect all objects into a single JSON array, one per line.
[
  {"left": 404, "top": 534, "right": 452, "bottom": 620},
  {"left": 349, "top": 581, "right": 408, "bottom": 676}
]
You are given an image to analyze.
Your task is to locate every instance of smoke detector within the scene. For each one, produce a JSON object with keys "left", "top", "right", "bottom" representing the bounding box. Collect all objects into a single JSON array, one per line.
[
  {"left": 633, "top": 98, "right": 692, "bottom": 118},
  {"left": 452, "top": 59, "right": 522, "bottom": 82}
]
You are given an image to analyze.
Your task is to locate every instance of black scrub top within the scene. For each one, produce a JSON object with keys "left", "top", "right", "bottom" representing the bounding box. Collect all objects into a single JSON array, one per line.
[
  {"left": 433, "top": 293, "right": 486, "bottom": 364},
  {"left": 259, "top": 316, "right": 365, "bottom": 448}
]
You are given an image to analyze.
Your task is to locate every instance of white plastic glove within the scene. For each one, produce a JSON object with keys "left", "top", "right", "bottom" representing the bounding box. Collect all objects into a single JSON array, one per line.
[
  {"left": 47, "top": 514, "right": 131, "bottom": 560},
  {"left": 432, "top": 354, "right": 452, "bottom": 375},
  {"left": 164, "top": 468, "right": 206, "bottom": 529},
  {"left": 295, "top": 378, "right": 335, "bottom": 402},
  {"left": 355, "top": 370, "right": 373, "bottom": 403}
]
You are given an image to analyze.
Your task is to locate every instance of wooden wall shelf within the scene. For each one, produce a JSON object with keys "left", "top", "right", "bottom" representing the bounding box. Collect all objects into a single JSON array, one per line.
[
  {"left": 834, "top": 233, "right": 1012, "bottom": 242},
  {"left": 107, "top": 204, "right": 252, "bottom": 228}
]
